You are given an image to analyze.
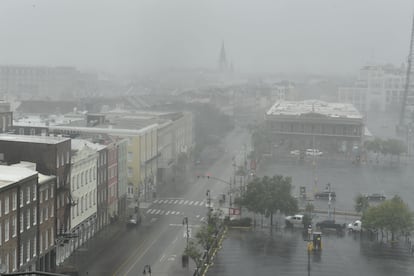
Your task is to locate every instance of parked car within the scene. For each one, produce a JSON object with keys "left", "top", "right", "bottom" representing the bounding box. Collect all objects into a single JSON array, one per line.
[
  {"left": 316, "top": 220, "right": 345, "bottom": 232},
  {"left": 285, "top": 214, "right": 304, "bottom": 228},
  {"left": 290, "top": 150, "right": 300, "bottom": 156},
  {"left": 347, "top": 220, "right": 362, "bottom": 232},
  {"left": 365, "top": 193, "right": 386, "bottom": 201},
  {"left": 306, "top": 149, "right": 323, "bottom": 156},
  {"left": 314, "top": 191, "right": 336, "bottom": 200}
]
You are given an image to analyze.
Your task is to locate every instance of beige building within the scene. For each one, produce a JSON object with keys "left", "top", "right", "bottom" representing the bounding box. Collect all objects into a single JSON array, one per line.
[{"left": 265, "top": 100, "right": 364, "bottom": 154}]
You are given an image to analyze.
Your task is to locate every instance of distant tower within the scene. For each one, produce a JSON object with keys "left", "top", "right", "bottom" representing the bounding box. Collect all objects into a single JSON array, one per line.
[
  {"left": 218, "top": 41, "right": 228, "bottom": 72},
  {"left": 399, "top": 14, "right": 414, "bottom": 128}
]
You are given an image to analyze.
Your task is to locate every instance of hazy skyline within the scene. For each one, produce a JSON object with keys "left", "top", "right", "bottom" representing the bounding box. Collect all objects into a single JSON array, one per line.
[{"left": 1, "top": 0, "right": 414, "bottom": 76}]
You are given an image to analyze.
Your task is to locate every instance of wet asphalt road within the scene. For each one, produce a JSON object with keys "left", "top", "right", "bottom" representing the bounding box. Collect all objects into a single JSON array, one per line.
[{"left": 207, "top": 227, "right": 414, "bottom": 276}]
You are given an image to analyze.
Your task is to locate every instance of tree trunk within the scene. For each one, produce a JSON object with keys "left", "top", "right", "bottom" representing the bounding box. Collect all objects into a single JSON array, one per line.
[{"left": 270, "top": 213, "right": 273, "bottom": 226}]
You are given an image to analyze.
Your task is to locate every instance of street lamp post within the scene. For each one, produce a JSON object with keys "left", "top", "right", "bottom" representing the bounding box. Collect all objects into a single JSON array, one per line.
[
  {"left": 183, "top": 217, "right": 189, "bottom": 250},
  {"left": 206, "top": 189, "right": 212, "bottom": 222},
  {"left": 143, "top": 264, "right": 152, "bottom": 275}
]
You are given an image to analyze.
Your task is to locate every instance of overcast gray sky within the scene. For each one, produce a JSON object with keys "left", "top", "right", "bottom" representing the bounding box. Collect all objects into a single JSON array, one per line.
[{"left": 0, "top": 0, "right": 413, "bottom": 75}]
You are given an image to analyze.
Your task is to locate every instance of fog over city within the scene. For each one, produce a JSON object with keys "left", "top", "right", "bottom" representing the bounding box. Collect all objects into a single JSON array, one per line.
[
  {"left": 0, "top": 0, "right": 413, "bottom": 75},
  {"left": 3, "top": 1, "right": 414, "bottom": 276}
]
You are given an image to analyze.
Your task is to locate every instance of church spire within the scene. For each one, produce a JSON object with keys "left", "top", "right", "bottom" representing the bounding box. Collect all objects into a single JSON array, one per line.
[{"left": 218, "top": 41, "right": 228, "bottom": 71}]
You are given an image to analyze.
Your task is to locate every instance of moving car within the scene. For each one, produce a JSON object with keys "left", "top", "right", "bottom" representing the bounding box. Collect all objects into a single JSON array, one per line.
[
  {"left": 347, "top": 220, "right": 362, "bottom": 232},
  {"left": 290, "top": 150, "right": 300, "bottom": 156},
  {"left": 314, "top": 191, "right": 336, "bottom": 200},
  {"left": 306, "top": 149, "right": 323, "bottom": 156},
  {"left": 316, "top": 220, "right": 345, "bottom": 232},
  {"left": 285, "top": 214, "right": 304, "bottom": 228}
]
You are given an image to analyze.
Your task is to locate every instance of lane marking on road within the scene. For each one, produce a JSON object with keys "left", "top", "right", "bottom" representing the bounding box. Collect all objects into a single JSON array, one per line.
[
  {"left": 165, "top": 211, "right": 170, "bottom": 215},
  {"left": 196, "top": 215, "right": 200, "bottom": 218},
  {"left": 153, "top": 199, "right": 160, "bottom": 204},
  {"left": 159, "top": 210, "right": 165, "bottom": 215},
  {"left": 179, "top": 200, "right": 184, "bottom": 204},
  {"left": 116, "top": 226, "right": 169, "bottom": 276},
  {"left": 189, "top": 201, "right": 194, "bottom": 205},
  {"left": 159, "top": 254, "right": 165, "bottom": 263},
  {"left": 174, "top": 200, "right": 179, "bottom": 204},
  {"left": 171, "top": 211, "right": 176, "bottom": 215},
  {"left": 168, "top": 199, "right": 174, "bottom": 204},
  {"left": 150, "top": 209, "right": 157, "bottom": 214},
  {"left": 176, "top": 211, "right": 180, "bottom": 215},
  {"left": 146, "top": 209, "right": 152, "bottom": 214},
  {"left": 155, "top": 210, "right": 161, "bottom": 215},
  {"left": 184, "top": 200, "right": 189, "bottom": 204}
]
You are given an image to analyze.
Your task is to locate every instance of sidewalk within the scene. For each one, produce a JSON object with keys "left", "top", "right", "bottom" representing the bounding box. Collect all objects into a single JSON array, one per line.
[{"left": 58, "top": 220, "right": 125, "bottom": 274}]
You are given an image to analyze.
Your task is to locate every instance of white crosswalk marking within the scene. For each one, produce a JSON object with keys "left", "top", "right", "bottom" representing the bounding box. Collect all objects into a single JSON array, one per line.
[
  {"left": 166, "top": 211, "right": 170, "bottom": 215},
  {"left": 150, "top": 209, "right": 157, "bottom": 214},
  {"left": 146, "top": 209, "right": 152, "bottom": 214},
  {"left": 189, "top": 201, "right": 194, "bottom": 205},
  {"left": 156, "top": 210, "right": 161, "bottom": 215},
  {"left": 184, "top": 200, "right": 189, "bottom": 204},
  {"left": 179, "top": 200, "right": 184, "bottom": 204},
  {"left": 200, "top": 217, "right": 205, "bottom": 222},
  {"left": 196, "top": 215, "right": 200, "bottom": 218},
  {"left": 174, "top": 200, "right": 179, "bottom": 204},
  {"left": 195, "top": 201, "right": 201, "bottom": 206},
  {"left": 171, "top": 211, "right": 176, "bottom": 215},
  {"left": 153, "top": 199, "right": 160, "bottom": 204},
  {"left": 160, "top": 210, "right": 165, "bottom": 215},
  {"left": 168, "top": 200, "right": 174, "bottom": 204},
  {"left": 176, "top": 211, "right": 180, "bottom": 215}
]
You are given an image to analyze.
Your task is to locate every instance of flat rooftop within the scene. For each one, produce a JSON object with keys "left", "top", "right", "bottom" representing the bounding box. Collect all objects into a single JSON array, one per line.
[
  {"left": 0, "top": 165, "right": 37, "bottom": 189},
  {"left": 266, "top": 100, "right": 362, "bottom": 119},
  {"left": 0, "top": 134, "right": 70, "bottom": 144}
]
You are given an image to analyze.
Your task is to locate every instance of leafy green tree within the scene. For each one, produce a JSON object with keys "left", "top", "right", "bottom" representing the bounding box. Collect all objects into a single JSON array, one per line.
[
  {"left": 362, "top": 196, "right": 413, "bottom": 241},
  {"left": 184, "top": 240, "right": 203, "bottom": 269},
  {"left": 238, "top": 175, "right": 298, "bottom": 226},
  {"left": 354, "top": 194, "right": 370, "bottom": 214},
  {"left": 251, "top": 125, "right": 272, "bottom": 160},
  {"left": 384, "top": 138, "right": 407, "bottom": 162}
]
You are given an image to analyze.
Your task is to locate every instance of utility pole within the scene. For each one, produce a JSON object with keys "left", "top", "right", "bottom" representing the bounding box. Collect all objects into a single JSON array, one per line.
[{"left": 183, "top": 217, "right": 189, "bottom": 250}]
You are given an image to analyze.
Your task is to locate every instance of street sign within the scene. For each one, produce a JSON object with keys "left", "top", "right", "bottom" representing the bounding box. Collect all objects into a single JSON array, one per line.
[{"left": 229, "top": 208, "right": 241, "bottom": 215}]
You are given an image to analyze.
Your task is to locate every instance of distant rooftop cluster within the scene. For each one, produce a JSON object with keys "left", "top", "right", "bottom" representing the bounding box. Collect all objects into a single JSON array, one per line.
[{"left": 266, "top": 100, "right": 362, "bottom": 119}]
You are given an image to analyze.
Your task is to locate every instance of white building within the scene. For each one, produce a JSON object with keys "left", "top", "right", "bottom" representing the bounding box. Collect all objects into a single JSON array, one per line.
[
  {"left": 338, "top": 64, "right": 405, "bottom": 113},
  {"left": 67, "top": 139, "right": 98, "bottom": 259}
]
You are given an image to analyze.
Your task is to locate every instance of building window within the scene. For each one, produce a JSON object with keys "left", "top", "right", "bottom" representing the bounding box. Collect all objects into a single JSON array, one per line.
[
  {"left": 12, "top": 192, "right": 16, "bottom": 210},
  {"left": 39, "top": 208, "right": 43, "bottom": 224},
  {"left": 76, "top": 204, "right": 79, "bottom": 216},
  {"left": 26, "top": 240, "right": 30, "bottom": 262},
  {"left": 4, "top": 218, "right": 9, "bottom": 242},
  {"left": 33, "top": 184, "right": 36, "bottom": 200},
  {"left": 20, "top": 213, "right": 24, "bottom": 233},
  {"left": 50, "top": 204, "right": 54, "bottom": 218},
  {"left": 67, "top": 151, "right": 70, "bottom": 164},
  {"left": 50, "top": 228, "right": 54, "bottom": 246},
  {"left": 19, "top": 190, "right": 23, "bottom": 207},
  {"left": 33, "top": 207, "right": 37, "bottom": 225},
  {"left": 0, "top": 199, "right": 2, "bottom": 215},
  {"left": 4, "top": 196, "right": 9, "bottom": 214},
  {"left": 128, "top": 167, "right": 132, "bottom": 177},
  {"left": 40, "top": 233, "right": 43, "bottom": 254},
  {"left": 26, "top": 210, "right": 30, "bottom": 229},
  {"left": 127, "top": 152, "right": 133, "bottom": 162},
  {"left": 45, "top": 189, "right": 48, "bottom": 201},
  {"left": 0, "top": 221, "right": 2, "bottom": 245},
  {"left": 50, "top": 186, "right": 54, "bottom": 198},
  {"left": 20, "top": 244, "right": 23, "bottom": 265},
  {"left": 33, "top": 236, "right": 36, "bottom": 257},
  {"left": 26, "top": 186, "right": 30, "bottom": 204},
  {"left": 11, "top": 215, "right": 16, "bottom": 237}
]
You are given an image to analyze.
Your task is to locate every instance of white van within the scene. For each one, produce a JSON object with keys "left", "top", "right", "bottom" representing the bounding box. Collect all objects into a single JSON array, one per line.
[{"left": 285, "top": 214, "right": 304, "bottom": 227}]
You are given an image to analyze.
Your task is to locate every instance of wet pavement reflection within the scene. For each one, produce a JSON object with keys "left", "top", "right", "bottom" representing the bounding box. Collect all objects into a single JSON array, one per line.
[{"left": 207, "top": 227, "right": 414, "bottom": 276}]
